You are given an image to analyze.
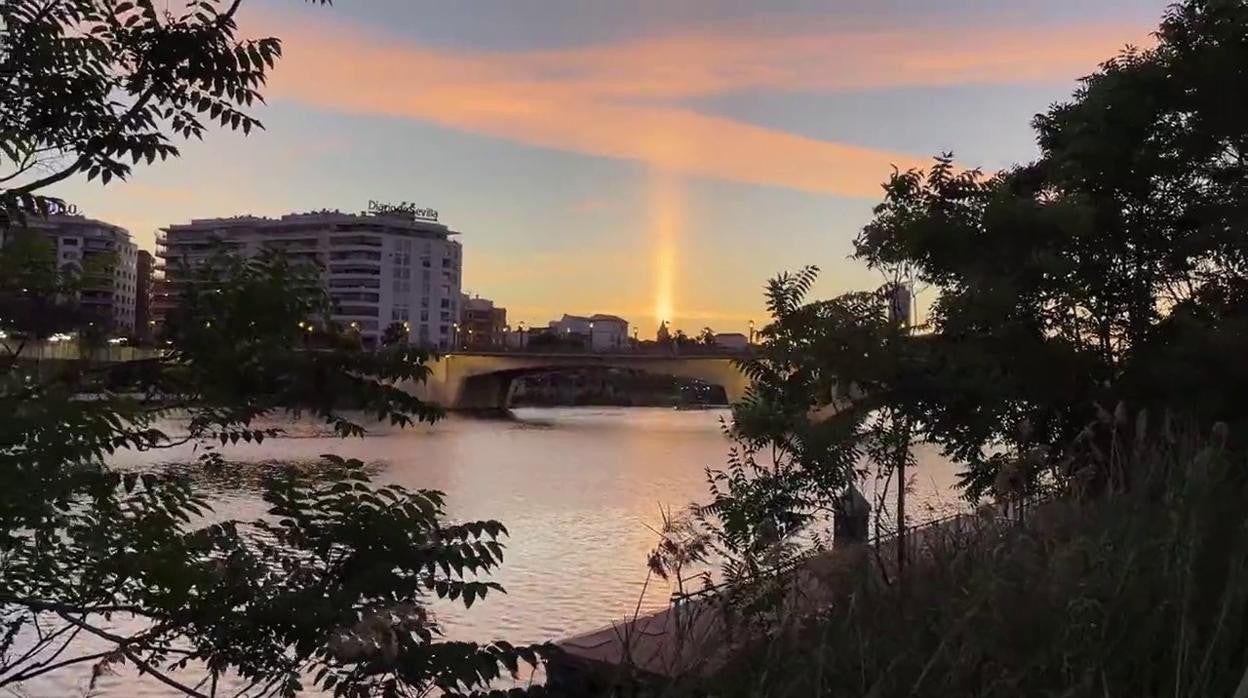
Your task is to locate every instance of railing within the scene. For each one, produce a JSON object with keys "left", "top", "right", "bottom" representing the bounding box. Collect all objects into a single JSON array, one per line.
[
  {"left": 669, "top": 493, "right": 1056, "bottom": 605},
  {"left": 668, "top": 508, "right": 973, "bottom": 605},
  {"left": 447, "top": 344, "right": 755, "bottom": 358}
]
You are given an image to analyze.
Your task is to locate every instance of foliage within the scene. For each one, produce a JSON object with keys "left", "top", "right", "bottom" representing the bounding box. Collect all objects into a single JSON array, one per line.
[
  {"left": 692, "top": 266, "right": 926, "bottom": 603},
  {"left": 1, "top": 1, "right": 545, "bottom": 694},
  {"left": 0, "top": 249, "right": 546, "bottom": 696},
  {"left": 694, "top": 0, "right": 1248, "bottom": 648},
  {"left": 525, "top": 331, "right": 585, "bottom": 351},
  {"left": 851, "top": 0, "right": 1248, "bottom": 498},
  {"left": 706, "top": 426, "right": 1248, "bottom": 698},
  {"left": 0, "top": 229, "right": 118, "bottom": 339},
  {"left": 0, "top": 0, "right": 327, "bottom": 224},
  {"left": 382, "top": 321, "right": 411, "bottom": 347}
]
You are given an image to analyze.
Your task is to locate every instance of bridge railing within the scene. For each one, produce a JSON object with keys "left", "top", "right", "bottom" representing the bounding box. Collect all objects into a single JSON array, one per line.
[{"left": 447, "top": 344, "right": 756, "bottom": 358}]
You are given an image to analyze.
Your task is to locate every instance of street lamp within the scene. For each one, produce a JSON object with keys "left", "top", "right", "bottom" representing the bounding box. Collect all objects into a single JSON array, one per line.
[
  {"left": 749, "top": 319, "right": 755, "bottom": 345},
  {"left": 452, "top": 322, "right": 460, "bottom": 350}
]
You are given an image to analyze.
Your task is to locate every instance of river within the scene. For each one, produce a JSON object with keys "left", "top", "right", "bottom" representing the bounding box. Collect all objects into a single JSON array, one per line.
[{"left": 18, "top": 407, "right": 967, "bottom": 696}]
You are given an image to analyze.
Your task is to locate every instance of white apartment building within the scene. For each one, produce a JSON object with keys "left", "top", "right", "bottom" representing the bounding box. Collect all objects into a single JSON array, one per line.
[
  {"left": 156, "top": 209, "right": 463, "bottom": 348},
  {"left": 1, "top": 213, "right": 138, "bottom": 333}
]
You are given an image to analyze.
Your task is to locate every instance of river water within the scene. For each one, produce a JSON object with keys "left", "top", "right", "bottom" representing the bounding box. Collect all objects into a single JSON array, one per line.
[{"left": 18, "top": 407, "right": 966, "bottom": 696}]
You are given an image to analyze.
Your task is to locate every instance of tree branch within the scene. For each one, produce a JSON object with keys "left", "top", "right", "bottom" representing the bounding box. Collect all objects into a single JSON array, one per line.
[
  {"left": 0, "top": 650, "right": 114, "bottom": 686},
  {"left": 9, "top": 84, "right": 161, "bottom": 197},
  {"left": 51, "top": 612, "right": 208, "bottom": 698}
]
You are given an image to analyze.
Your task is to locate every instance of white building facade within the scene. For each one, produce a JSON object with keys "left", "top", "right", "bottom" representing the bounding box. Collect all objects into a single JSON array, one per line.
[
  {"left": 2, "top": 214, "right": 138, "bottom": 333},
  {"left": 157, "top": 209, "right": 463, "bottom": 348},
  {"left": 547, "top": 313, "right": 630, "bottom": 351}
]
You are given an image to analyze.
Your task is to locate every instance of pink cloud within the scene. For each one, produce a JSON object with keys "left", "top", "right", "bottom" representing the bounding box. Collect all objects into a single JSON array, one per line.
[{"left": 249, "top": 10, "right": 1153, "bottom": 196}]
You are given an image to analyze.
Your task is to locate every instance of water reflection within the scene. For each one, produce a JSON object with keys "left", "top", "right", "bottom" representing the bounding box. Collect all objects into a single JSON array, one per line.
[
  {"left": 28, "top": 407, "right": 965, "bottom": 696},
  {"left": 113, "top": 408, "right": 962, "bottom": 644}
]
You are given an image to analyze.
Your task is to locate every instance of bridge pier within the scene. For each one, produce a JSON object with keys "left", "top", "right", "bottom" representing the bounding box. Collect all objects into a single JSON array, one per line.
[{"left": 455, "top": 373, "right": 515, "bottom": 411}]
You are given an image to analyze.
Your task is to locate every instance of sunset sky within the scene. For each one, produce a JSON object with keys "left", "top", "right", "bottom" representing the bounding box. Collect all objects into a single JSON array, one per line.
[{"left": 51, "top": 0, "right": 1167, "bottom": 334}]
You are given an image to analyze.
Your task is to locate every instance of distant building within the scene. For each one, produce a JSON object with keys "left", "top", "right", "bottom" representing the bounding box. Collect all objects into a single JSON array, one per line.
[
  {"left": 713, "top": 332, "right": 749, "bottom": 350},
  {"left": 135, "top": 250, "right": 154, "bottom": 342},
  {"left": 155, "top": 208, "right": 463, "bottom": 348},
  {"left": 549, "top": 314, "right": 590, "bottom": 338},
  {"left": 588, "top": 314, "right": 628, "bottom": 351},
  {"left": 460, "top": 294, "right": 507, "bottom": 349},
  {"left": 547, "top": 313, "right": 630, "bottom": 351},
  {"left": 1, "top": 213, "right": 138, "bottom": 333}
]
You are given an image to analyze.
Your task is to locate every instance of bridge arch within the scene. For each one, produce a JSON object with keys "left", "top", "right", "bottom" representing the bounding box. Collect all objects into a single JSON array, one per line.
[{"left": 408, "top": 353, "right": 752, "bottom": 410}]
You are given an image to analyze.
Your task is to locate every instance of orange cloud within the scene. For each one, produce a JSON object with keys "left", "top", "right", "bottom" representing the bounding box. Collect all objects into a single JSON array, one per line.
[{"left": 251, "top": 10, "right": 1153, "bottom": 196}]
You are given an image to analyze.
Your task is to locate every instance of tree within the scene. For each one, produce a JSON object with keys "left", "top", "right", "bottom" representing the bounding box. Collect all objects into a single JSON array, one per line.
[
  {"left": 1, "top": 249, "right": 545, "bottom": 696},
  {"left": 1, "top": 1, "right": 545, "bottom": 694},
  {"left": 698, "top": 327, "right": 716, "bottom": 346},
  {"left": 1, "top": 0, "right": 318, "bottom": 222},
  {"left": 0, "top": 230, "right": 115, "bottom": 339},
  {"left": 695, "top": 266, "right": 932, "bottom": 604},
  {"left": 852, "top": 0, "right": 1248, "bottom": 498},
  {"left": 382, "top": 321, "right": 409, "bottom": 347}
]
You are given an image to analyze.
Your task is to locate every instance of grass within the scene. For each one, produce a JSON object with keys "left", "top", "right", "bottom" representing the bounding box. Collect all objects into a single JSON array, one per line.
[{"left": 685, "top": 425, "right": 1248, "bottom": 697}]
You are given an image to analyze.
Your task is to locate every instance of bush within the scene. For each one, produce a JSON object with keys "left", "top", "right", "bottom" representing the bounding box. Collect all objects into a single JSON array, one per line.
[{"left": 705, "top": 426, "right": 1248, "bottom": 697}]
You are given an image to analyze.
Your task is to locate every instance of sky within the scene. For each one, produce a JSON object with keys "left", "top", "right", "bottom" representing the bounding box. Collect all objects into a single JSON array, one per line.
[{"left": 51, "top": 0, "right": 1169, "bottom": 334}]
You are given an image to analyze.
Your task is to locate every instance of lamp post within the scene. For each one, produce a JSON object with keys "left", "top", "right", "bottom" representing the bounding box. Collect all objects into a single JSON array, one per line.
[
  {"left": 518, "top": 321, "right": 527, "bottom": 351},
  {"left": 748, "top": 319, "right": 755, "bottom": 345},
  {"left": 452, "top": 322, "right": 460, "bottom": 351},
  {"left": 588, "top": 321, "right": 595, "bottom": 352}
]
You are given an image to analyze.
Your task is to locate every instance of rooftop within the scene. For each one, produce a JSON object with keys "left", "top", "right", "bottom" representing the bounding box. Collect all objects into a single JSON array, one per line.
[{"left": 164, "top": 210, "right": 459, "bottom": 236}]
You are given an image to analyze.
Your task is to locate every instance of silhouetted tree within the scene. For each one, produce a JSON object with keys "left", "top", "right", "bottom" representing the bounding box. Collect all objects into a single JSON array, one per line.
[
  {"left": 852, "top": 0, "right": 1248, "bottom": 497},
  {"left": 0, "top": 1, "right": 544, "bottom": 694},
  {"left": 382, "top": 320, "right": 408, "bottom": 347}
]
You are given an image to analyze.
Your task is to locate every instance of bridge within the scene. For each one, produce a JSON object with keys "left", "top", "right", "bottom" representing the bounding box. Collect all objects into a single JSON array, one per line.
[
  {"left": 7, "top": 341, "right": 755, "bottom": 411},
  {"left": 407, "top": 351, "right": 753, "bottom": 410}
]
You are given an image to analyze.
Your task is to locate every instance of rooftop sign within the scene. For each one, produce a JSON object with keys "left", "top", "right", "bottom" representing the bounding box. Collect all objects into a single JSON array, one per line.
[
  {"left": 46, "top": 201, "right": 81, "bottom": 216},
  {"left": 368, "top": 200, "right": 438, "bottom": 222}
]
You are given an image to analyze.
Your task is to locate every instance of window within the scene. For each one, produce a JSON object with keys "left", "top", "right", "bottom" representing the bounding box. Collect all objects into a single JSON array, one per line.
[
  {"left": 440, "top": 298, "right": 450, "bottom": 308},
  {"left": 420, "top": 310, "right": 429, "bottom": 321},
  {"left": 63, "top": 238, "right": 79, "bottom": 246}
]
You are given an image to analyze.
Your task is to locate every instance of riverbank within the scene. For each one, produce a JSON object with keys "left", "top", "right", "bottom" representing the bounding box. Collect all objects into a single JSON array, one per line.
[{"left": 545, "top": 433, "right": 1248, "bottom": 698}]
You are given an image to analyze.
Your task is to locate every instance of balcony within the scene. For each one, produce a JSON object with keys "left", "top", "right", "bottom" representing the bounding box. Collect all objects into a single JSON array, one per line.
[
  {"left": 328, "top": 250, "right": 382, "bottom": 262},
  {"left": 329, "top": 235, "right": 383, "bottom": 248},
  {"left": 333, "top": 305, "right": 381, "bottom": 318},
  {"left": 328, "top": 278, "right": 381, "bottom": 289},
  {"left": 330, "top": 292, "right": 381, "bottom": 303},
  {"left": 328, "top": 265, "right": 381, "bottom": 277}
]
